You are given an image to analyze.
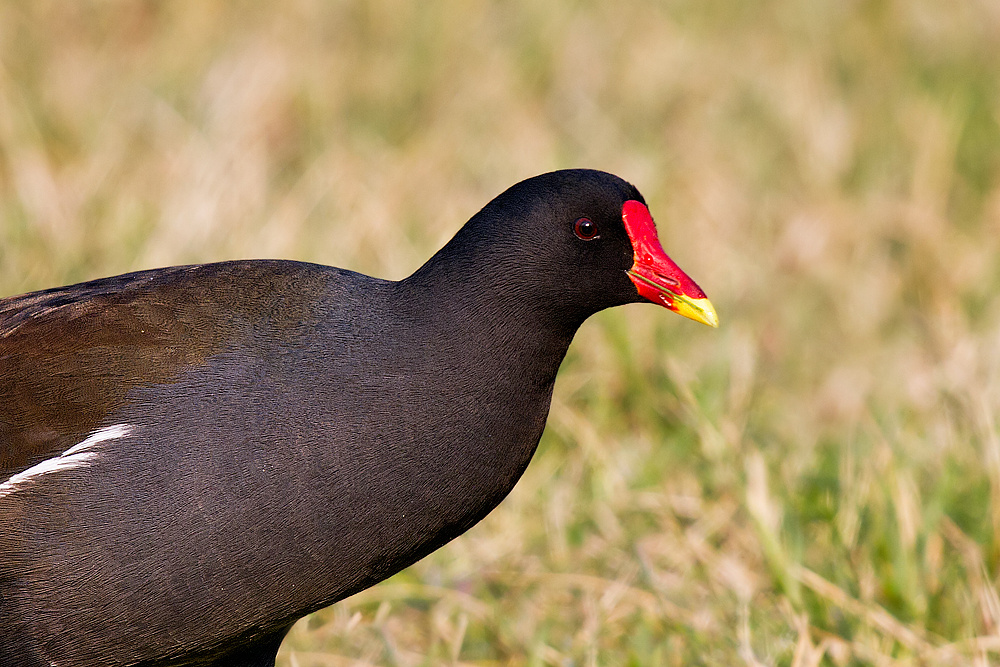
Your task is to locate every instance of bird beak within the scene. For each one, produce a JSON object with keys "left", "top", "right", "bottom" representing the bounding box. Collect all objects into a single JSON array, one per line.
[{"left": 622, "top": 200, "right": 719, "bottom": 328}]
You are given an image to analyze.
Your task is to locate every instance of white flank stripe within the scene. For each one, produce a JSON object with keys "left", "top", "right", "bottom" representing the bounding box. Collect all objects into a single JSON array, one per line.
[{"left": 0, "top": 424, "right": 135, "bottom": 497}]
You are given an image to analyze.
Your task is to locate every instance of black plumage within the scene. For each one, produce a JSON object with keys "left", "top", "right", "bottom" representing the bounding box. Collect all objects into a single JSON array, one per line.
[{"left": 0, "top": 170, "right": 715, "bottom": 667}]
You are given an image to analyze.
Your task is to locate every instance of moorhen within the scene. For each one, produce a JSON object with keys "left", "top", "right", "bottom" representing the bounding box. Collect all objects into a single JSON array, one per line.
[{"left": 0, "top": 169, "right": 717, "bottom": 667}]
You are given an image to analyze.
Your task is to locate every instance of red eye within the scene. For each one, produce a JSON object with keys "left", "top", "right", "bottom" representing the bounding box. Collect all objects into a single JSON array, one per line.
[{"left": 574, "top": 217, "right": 598, "bottom": 240}]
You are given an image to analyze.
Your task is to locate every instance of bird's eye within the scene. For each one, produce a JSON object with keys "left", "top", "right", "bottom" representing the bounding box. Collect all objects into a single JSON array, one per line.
[{"left": 574, "top": 218, "right": 598, "bottom": 240}]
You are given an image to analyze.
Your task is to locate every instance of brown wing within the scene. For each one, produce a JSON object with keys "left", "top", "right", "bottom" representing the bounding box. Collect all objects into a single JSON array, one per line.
[{"left": 0, "top": 260, "right": 327, "bottom": 477}]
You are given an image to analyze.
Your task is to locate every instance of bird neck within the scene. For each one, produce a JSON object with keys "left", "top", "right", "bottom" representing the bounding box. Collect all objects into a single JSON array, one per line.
[
  {"left": 384, "top": 258, "right": 583, "bottom": 507},
  {"left": 391, "top": 262, "right": 580, "bottom": 393},
  {"left": 399, "top": 218, "right": 594, "bottom": 342}
]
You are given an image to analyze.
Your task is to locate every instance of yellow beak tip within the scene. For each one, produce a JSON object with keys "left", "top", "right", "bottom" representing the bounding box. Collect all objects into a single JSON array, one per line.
[{"left": 673, "top": 297, "right": 720, "bottom": 328}]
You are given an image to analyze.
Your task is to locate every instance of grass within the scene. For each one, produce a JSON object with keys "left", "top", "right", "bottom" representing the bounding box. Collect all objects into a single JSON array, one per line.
[{"left": 2, "top": 0, "right": 1000, "bottom": 664}]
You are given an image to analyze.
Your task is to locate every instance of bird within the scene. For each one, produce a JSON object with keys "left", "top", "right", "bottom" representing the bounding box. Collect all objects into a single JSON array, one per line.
[{"left": 0, "top": 169, "right": 717, "bottom": 667}]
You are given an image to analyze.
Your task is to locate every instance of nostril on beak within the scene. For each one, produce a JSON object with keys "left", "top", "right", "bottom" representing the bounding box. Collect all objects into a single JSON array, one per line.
[{"left": 653, "top": 272, "right": 681, "bottom": 289}]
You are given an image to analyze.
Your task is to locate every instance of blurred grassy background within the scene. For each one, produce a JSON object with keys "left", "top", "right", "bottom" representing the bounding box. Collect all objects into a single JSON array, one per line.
[{"left": 2, "top": 1, "right": 1000, "bottom": 665}]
